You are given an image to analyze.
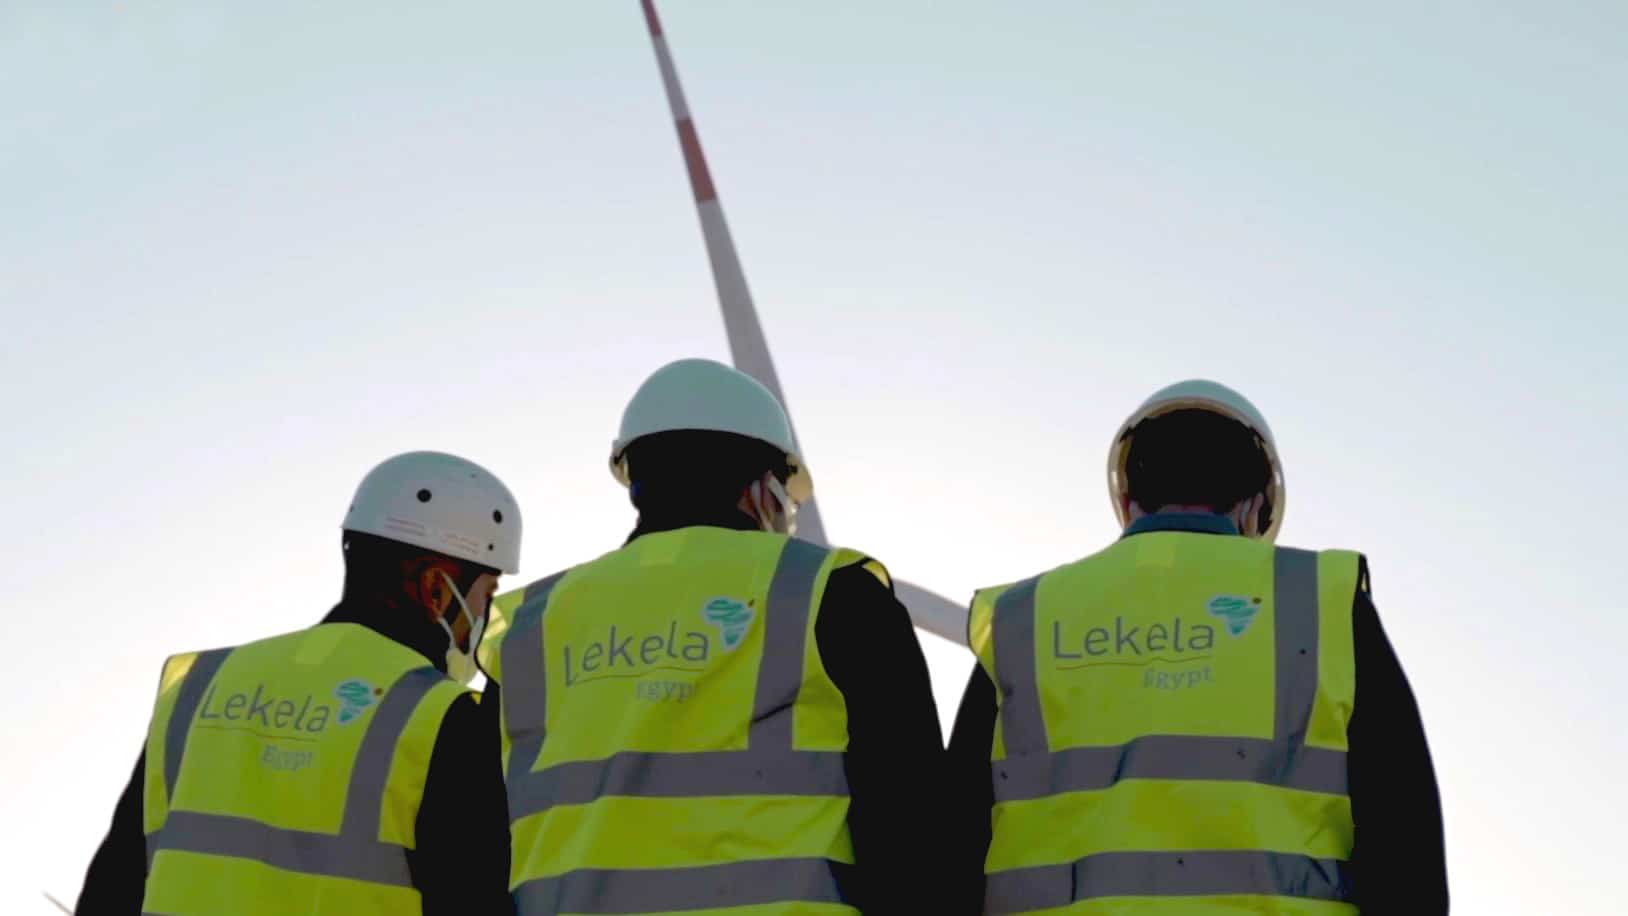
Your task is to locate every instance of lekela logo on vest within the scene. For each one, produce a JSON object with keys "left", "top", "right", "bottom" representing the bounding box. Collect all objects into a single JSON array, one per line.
[
  {"left": 702, "top": 597, "right": 755, "bottom": 650},
  {"left": 1050, "top": 595, "right": 1261, "bottom": 691},
  {"left": 561, "top": 622, "right": 713, "bottom": 687},
  {"left": 334, "top": 679, "right": 381, "bottom": 724},
  {"left": 196, "top": 678, "right": 380, "bottom": 735},
  {"left": 1206, "top": 595, "right": 1263, "bottom": 636},
  {"left": 558, "top": 598, "right": 757, "bottom": 703}
]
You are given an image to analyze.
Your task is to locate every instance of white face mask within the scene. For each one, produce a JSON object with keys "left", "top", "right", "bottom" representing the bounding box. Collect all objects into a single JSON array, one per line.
[
  {"left": 436, "top": 572, "right": 486, "bottom": 685},
  {"left": 748, "top": 477, "right": 797, "bottom": 535}
]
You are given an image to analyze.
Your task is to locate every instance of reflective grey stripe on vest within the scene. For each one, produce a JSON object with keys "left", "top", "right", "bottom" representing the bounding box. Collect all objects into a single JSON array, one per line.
[
  {"left": 163, "top": 648, "right": 231, "bottom": 804},
  {"left": 991, "top": 547, "right": 1343, "bottom": 801},
  {"left": 749, "top": 538, "right": 828, "bottom": 749},
  {"left": 508, "top": 746, "right": 848, "bottom": 814},
  {"left": 991, "top": 577, "right": 1047, "bottom": 757},
  {"left": 342, "top": 666, "right": 447, "bottom": 838},
  {"left": 146, "top": 662, "right": 449, "bottom": 888},
  {"left": 501, "top": 569, "right": 569, "bottom": 823},
  {"left": 985, "top": 850, "right": 1353, "bottom": 915},
  {"left": 993, "top": 734, "right": 1346, "bottom": 800},
  {"left": 145, "top": 810, "right": 414, "bottom": 887},
  {"left": 1273, "top": 547, "right": 1325, "bottom": 781},
  {"left": 505, "top": 538, "right": 851, "bottom": 912},
  {"left": 516, "top": 858, "right": 855, "bottom": 915}
]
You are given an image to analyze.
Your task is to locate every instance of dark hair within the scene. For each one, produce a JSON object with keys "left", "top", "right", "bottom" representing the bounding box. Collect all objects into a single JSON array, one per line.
[
  {"left": 1123, "top": 409, "right": 1271, "bottom": 514},
  {"left": 341, "top": 531, "right": 495, "bottom": 604},
  {"left": 624, "top": 430, "right": 790, "bottom": 516}
]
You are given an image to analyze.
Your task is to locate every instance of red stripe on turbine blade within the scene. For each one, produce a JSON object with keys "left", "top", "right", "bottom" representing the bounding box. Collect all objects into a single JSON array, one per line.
[
  {"left": 676, "top": 119, "right": 718, "bottom": 203},
  {"left": 642, "top": 0, "right": 663, "bottom": 37}
]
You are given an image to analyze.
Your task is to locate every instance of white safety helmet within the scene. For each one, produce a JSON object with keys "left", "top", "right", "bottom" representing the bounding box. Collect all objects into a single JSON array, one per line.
[
  {"left": 609, "top": 358, "right": 812, "bottom": 503},
  {"left": 342, "top": 451, "right": 522, "bottom": 574},
  {"left": 1107, "top": 379, "right": 1285, "bottom": 541}
]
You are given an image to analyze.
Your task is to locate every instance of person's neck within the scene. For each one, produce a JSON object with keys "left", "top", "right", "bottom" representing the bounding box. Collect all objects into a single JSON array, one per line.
[
  {"left": 628, "top": 503, "right": 760, "bottom": 543},
  {"left": 1128, "top": 503, "right": 1228, "bottom": 523},
  {"left": 1150, "top": 503, "right": 1220, "bottom": 517}
]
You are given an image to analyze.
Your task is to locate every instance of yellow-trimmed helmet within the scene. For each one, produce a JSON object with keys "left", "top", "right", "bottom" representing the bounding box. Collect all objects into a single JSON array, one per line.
[{"left": 1107, "top": 380, "right": 1284, "bottom": 541}]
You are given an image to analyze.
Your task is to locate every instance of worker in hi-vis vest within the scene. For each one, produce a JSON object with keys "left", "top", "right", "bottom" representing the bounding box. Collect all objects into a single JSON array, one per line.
[
  {"left": 945, "top": 380, "right": 1448, "bottom": 915},
  {"left": 478, "top": 358, "right": 944, "bottom": 915},
  {"left": 79, "top": 452, "right": 523, "bottom": 915}
]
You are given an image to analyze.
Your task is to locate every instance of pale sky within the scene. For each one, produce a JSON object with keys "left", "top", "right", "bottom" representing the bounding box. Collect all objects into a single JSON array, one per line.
[{"left": 4, "top": 2, "right": 1625, "bottom": 913}]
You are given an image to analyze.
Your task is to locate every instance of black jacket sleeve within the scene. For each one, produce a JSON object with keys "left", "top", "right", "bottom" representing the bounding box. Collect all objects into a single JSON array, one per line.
[
  {"left": 1347, "top": 559, "right": 1449, "bottom": 912},
  {"left": 77, "top": 752, "right": 148, "bottom": 914},
  {"left": 944, "top": 664, "right": 997, "bottom": 915},
  {"left": 410, "top": 690, "right": 514, "bottom": 916},
  {"left": 941, "top": 558, "right": 1451, "bottom": 914},
  {"left": 814, "top": 562, "right": 946, "bottom": 915}
]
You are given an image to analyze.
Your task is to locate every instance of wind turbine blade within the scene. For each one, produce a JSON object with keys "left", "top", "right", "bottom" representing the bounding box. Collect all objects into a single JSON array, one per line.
[
  {"left": 639, "top": 3, "right": 969, "bottom": 647},
  {"left": 893, "top": 579, "right": 970, "bottom": 646},
  {"left": 43, "top": 892, "right": 72, "bottom": 914},
  {"left": 639, "top": 0, "right": 827, "bottom": 545}
]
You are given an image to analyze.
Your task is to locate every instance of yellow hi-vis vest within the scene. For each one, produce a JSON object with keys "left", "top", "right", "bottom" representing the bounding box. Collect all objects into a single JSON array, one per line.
[
  {"left": 141, "top": 623, "right": 470, "bottom": 915},
  {"left": 969, "top": 533, "right": 1360, "bottom": 915},
  {"left": 485, "top": 528, "right": 882, "bottom": 915}
]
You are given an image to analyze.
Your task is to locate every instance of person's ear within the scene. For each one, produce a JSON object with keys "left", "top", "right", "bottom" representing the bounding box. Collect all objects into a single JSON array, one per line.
[{"left": 417, "top": 566, "right": 454, "bottom": 617}]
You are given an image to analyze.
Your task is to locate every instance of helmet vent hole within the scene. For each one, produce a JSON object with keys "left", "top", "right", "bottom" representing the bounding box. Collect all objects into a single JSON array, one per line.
[
  {"left": 493, "top": 510, "right": 504, "bottom": 524},
  {"left": 417, "top": 489, "right": 432, "bottom": 503}
]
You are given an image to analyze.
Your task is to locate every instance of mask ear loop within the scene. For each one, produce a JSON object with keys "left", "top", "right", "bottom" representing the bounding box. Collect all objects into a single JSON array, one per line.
[
  {"left": 748, "top": 478, "right": 796, "bottom": 535},
  {"left": 436, "top": 571, "right": 488, "bottom": 685},
  {"left": 768, "top": 476, "right": 798, "bottom": 536},
  {"left": 747, "top": 480, "right": 773, "bottom": 533},
  {"left": 437, "top": 571, "right": 478, "bottom": 652}
]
